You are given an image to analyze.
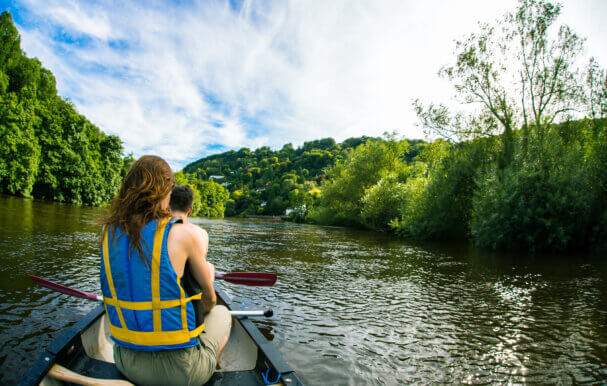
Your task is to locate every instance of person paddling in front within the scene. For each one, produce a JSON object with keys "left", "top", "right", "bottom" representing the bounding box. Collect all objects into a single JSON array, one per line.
[
  {"left": 169, "top": 184, "right": 233, "bottom": 363},
  {"left": 99, "top": 155, "right": 232, "bottom": 386}
]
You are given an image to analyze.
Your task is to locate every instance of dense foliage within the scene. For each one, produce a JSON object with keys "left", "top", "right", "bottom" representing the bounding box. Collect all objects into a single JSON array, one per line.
[
  {"left": 306, "top": 0, "right": 607, "bottom": 253},
  {"left": 471, "top": 120, "right": 606, "bottom": 251},
  {"left": 174, "top": 171, "right": 228, "bottom": 218},
  {"left": 391, "top": 138, "right": 497, "bottom": 240},
  {"left": 298, "top": 118, "right": 606, "bottom": 253},
  {"left": 182, "top": 136, "right": 426, "bottom": 218},
  {"left": 0, "top": 11, "right": 130, "bottom": 205},
  {"left": 309, "top": 136, "right": 419, "bottom": 227}
]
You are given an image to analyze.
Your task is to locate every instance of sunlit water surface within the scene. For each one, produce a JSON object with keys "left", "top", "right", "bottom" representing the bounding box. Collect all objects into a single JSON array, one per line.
[{"left": 0, "top": 195, "right": 606, "bottom": 384}]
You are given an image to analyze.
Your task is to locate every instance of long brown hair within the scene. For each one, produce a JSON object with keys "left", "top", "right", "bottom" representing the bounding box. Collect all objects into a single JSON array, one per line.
[{"left": 102, "top": 155, "right": 174, "bottom": 261}]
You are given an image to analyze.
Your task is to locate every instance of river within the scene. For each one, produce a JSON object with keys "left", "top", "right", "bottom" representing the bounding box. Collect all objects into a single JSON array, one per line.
[{"left": 0, "top": 195, "right": 606, "bottom": 384}]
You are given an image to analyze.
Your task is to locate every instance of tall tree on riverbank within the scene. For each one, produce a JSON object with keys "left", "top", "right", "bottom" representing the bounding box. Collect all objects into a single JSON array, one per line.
[
  {"left": 414, "top": 0, "right": 592, "bottom": 167},
  {"left": 408, "top": 0, "right": 607, "bottom": 251},
  {"left": 586, "top": 57, "right": 607, "bottom": 120},
  {"left": 0, "top": 11, "right": 42, "bottom": 197},
  {"left": 0, "top": 11, "right": 128, "bottom": 205}
]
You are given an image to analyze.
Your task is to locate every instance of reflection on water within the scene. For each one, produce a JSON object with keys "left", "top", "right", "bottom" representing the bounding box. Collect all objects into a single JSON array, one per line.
[{"left": 0, "top": 195, "right": 606, "bottom": 384}]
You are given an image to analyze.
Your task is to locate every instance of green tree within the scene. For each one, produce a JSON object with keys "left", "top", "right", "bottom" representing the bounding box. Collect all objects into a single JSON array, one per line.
[
  {"left": 0, "top": 11, "right": 128, "bottom": 205},
  {"left": 0, "top": 94, "right": 40, "bottom": 196},
  {"left": 311, "top": 136, "right": 409, "bottom": 227},
  {"left": 173, "top": 171, "right": 229, "bottom": 218},
  {"left": 471, "top": 125, "right": 594, "bottom": 251},
  {"left": 586, "top": 58, "right": 607, "bottom": 119},
  {"left": 360, "top": 174, "right": 407, "bottom": 229},
  {"left": 197, "top": 181, "right": 228, "bottom": 218},
  {"left": 414, "top": 0, "right": 587, "bottom": 167},
  {"left": 392, "top": 139, "right": 495, "bottom": 240}
]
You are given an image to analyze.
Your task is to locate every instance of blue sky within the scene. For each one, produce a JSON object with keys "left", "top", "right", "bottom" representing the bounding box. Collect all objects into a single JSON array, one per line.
[{"left": 2, "top": 0, "right": 606, "bottom": 169}]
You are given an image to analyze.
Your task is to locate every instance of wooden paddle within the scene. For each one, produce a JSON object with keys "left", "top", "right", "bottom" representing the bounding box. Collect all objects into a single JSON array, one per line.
[
  {"left": 28, "top": 275, "right": 274, "bottom": 318},
  {"left": 48, "top": 364, "right": 133, "bottom": 385}
]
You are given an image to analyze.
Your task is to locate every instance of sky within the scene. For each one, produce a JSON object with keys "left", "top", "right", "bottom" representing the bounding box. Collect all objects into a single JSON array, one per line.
[{"left": 2, "top": 0, "right": 606, "bottom": 170}]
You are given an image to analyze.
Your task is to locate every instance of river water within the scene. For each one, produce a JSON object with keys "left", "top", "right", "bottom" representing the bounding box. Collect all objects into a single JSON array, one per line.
[{"left": 0, "top": 195, "right": 606, "bottom": 384}]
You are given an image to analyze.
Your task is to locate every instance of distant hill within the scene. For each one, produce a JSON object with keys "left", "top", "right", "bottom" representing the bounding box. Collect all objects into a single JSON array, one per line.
[{"left": 182, "top": 136, "right": 425, "bottom": 216}]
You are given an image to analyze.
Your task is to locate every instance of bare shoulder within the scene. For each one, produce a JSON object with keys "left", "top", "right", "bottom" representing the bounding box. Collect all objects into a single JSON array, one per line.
[
  {"left": 170, "top": 222, "right": 207, "bottom": 242},
  {"left": 185, "top": 222, "right": 208, "bottom": 242}
]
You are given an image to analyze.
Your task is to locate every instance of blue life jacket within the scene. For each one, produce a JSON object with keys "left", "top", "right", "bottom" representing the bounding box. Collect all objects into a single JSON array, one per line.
[{"left": 100, "top": 217, "right": 205, "bottom": 351}]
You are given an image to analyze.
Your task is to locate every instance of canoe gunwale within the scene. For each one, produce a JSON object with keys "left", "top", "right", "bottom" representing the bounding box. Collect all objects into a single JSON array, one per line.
[
  {"left": 20, "top": 285, "right": 303, "bottom": 385},
  {"left": 214, "top": 285, "right": 295, "bottom": 375},
  {"left": 19, "top": 305, "right": 105, "bottom": 385}
]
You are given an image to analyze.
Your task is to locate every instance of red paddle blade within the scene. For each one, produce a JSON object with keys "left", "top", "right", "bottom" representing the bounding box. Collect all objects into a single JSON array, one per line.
[
  {"left": 216, "top": 272, "right": 277, "bottom": 286},
  {"left": 28, "top": 275, "right": 101, "bottom": 301}
]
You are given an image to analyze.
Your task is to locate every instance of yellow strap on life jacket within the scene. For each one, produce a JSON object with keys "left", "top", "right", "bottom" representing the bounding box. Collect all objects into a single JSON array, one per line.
[
  {"left": 107, "top": 321, "right": 206, "bottom": 346},
  {"left": 102, "top": 225, "right": 127, "bottom": 329},
  {"left": 103, "top": 292, "right": 202, "bottom": 310},
  {"left": 151, "top": 217, "right": 169, "bottom": 332},
  {"left": 101, "top": 218, "right": 205, "bottom": 347}
]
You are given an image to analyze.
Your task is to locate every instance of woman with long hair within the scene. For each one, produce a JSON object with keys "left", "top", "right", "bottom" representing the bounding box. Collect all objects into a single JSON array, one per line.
[{"left": 100, "top": 155, "right": 231, "bottom": 385}]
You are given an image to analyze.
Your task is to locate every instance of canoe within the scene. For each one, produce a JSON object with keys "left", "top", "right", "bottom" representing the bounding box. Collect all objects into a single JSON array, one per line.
[{"left": 20, "top": 285, "right": 303, "bottom": 385}]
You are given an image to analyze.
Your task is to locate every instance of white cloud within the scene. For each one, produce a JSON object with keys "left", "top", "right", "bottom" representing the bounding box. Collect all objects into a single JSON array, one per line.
[
  {"left": 13, "top": 0, "right": 607, "bottom": 169},
  {"left": 48, "top": 3, "right": 114, "bottom": 40}
]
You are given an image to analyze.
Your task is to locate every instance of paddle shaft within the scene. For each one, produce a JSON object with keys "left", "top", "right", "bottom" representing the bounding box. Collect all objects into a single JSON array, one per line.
[
  {"left": 28, "top": 275, "right": 273, "bottom": 318},
  {"left": 48, "top": 364, "right": 133, "bottom": 386},
  {"left": 231, "top": 309, "right": 273, "bottom": 317}
]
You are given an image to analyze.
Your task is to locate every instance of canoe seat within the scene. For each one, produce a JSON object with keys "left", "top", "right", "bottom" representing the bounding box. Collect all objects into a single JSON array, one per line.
[{"left": 65, "top": 355, "right": 265, "bottom": 385}]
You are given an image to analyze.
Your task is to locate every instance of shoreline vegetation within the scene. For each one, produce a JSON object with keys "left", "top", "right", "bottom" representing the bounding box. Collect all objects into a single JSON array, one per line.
[
  {"left": 1, "top": 1, "right": 606, "bottom": 254},
  {"left": 0, "top": 11, "right": 132, "bottom": 206}
]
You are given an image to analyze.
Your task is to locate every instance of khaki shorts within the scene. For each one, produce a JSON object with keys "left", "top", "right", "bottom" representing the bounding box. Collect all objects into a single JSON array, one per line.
[{"left": 114, "top": 305, "right": 232, "bottom": 386}]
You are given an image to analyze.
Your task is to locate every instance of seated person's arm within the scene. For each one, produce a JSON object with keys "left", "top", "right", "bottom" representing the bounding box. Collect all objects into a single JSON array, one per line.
[{"left": 185, "top": 226, "right": 217, "bottom": 313}]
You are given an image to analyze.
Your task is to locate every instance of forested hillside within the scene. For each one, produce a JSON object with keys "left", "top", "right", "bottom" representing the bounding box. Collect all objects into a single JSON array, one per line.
[
  {"left": 0, "top": 11, "right": 130, "bottom": 205},
  {"left": 181, "top": 136, "right": 426, "bottom": 217}
]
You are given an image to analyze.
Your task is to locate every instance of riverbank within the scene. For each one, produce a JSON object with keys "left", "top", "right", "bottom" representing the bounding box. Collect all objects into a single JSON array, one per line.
[{"left": 229, "top": 214, "right": 282, "bottom": 221}]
